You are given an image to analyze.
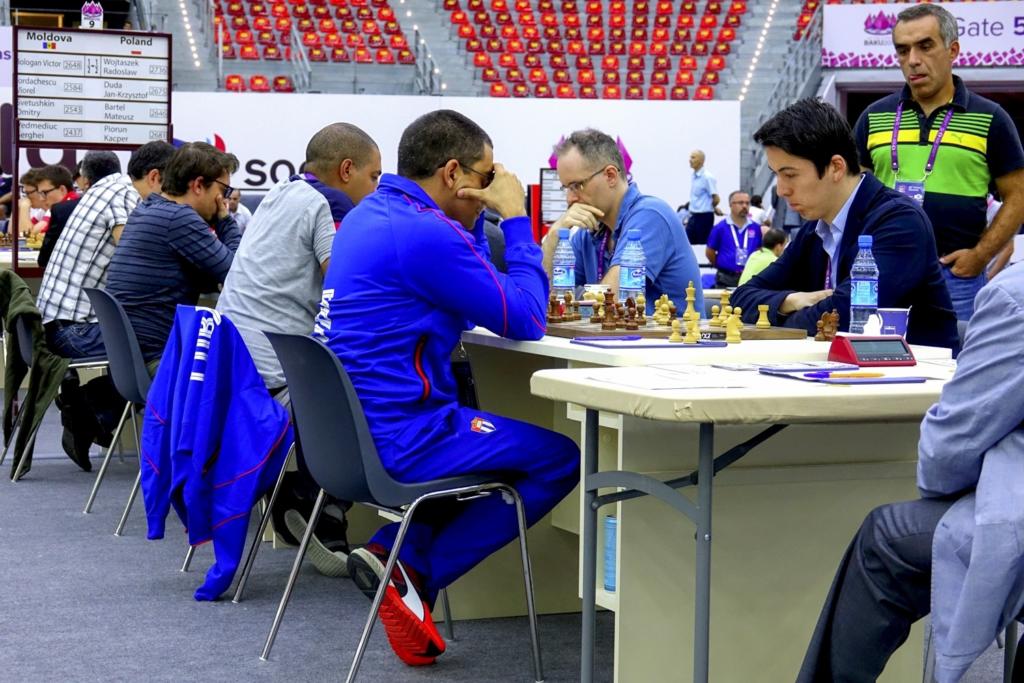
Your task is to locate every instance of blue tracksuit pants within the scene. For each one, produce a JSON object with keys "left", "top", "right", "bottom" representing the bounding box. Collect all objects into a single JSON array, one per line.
[{"left": 370, "top": 405, "right": 580, "bottom": 602}]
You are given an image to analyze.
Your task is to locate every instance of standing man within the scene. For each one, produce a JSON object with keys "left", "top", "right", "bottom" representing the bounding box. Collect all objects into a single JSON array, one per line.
[
  {"left": 217, "top": 122, "right": 381, "bottom": 576},
  {"left": 541, "top": 128, "right": 703, "bottom": 314},
  {"left": 854, "top": 3, "right": 1024, "bottom": 321},
  {"left": 317, "top": 110, "right": 578, "bottom": 667},
  {"left": 684, "top": 149, "right": 719, "bottom": 245},
  {"left": 227, "top": 188, "right": 252, "bottom": 233},
  {"left": 706, "top": 190, "right": 761, "bottom": 288}
]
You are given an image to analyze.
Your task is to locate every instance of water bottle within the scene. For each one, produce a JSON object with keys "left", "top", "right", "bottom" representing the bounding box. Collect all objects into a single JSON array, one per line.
[
  {"left": 849, "top": 234, "right": 879, "bottom": 334},
  {"left": 552, "top": 228, "right": 576, "bottom": 298},
  {"left": 603, "top": 515, "right": 617, "bottom": 592},
  {"left": 618, "top": 228, "right": 646, "bottom": 303}
]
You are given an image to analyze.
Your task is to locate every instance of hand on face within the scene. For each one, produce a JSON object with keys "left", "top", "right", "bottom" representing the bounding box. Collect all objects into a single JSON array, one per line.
[
  {"left": 215, "top": 193, "right": 230, "bottom": 220},
  {"left": 456, "top": 162, "right": 526, "bottom": 220},
  {"left": 554, "top": 202, "right": 605, "bottom": 232}
]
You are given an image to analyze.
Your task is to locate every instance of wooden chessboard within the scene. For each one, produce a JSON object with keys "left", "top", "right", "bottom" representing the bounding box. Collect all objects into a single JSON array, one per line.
[{"left": 544, "top": 319, "right": 808, "bottom": 341}]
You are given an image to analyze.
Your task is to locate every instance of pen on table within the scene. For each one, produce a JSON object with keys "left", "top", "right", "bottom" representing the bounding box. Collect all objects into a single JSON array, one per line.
[
  {"left": 803, "top": 371, "right": 886, "bottom": 379},
  {"left": 573, "top": 335, "right": 643, "bottom": 341}
]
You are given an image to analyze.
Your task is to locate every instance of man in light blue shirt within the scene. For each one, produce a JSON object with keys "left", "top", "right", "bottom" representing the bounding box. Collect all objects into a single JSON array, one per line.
[
  {"left": 542, "top": 129, "right": 703, "bottom": 315},
  {"left": 685, "top": 149, "right": 719, "bottom": 244}
]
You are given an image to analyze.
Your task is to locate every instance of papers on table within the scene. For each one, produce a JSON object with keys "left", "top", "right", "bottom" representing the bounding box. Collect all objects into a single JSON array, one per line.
[{"left": 586, "top": 365, "right": 750, "bottom": 391}]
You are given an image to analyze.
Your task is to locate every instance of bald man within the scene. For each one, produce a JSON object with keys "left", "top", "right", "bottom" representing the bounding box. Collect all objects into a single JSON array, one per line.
[
  {"left": 685, "top": 149, "right": 720, "bottom": 245},
  {"left": 217, "top": 122, "right": 382, "bottom": 575}
]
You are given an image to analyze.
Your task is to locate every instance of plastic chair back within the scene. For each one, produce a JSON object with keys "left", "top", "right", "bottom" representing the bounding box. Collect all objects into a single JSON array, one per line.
[
  {"left": 84, "top": 288, "right": 152, "bottom": 403},
  {"left": 13, "top": 314, "right": 34, "bottom": 367}
]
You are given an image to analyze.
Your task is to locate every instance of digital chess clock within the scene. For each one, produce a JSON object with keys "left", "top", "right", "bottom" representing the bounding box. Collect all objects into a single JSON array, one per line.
[{"left": 827, "top": 334, "right": 917, "bottom": 367}]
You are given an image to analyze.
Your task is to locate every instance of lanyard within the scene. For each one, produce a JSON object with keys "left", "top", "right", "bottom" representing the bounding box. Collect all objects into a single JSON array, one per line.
[
  {"left": 890, "top": 102, "right": 955, "bottom": 176},
  {"left": 728, "top": 222, "right": 750, "bottom": 252},
  {"left": 596, "top": 230, "right": 609, "bottom": 281},
  {"left": 824, "top": 254, "right": 832, "bottom": 290}
]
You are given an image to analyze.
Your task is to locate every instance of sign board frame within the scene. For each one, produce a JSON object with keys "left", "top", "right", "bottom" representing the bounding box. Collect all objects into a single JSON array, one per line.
[
  {"left": 539, "top": 167, "right": 567, "bottom": 227},
  {"left": 11, "top": 26, "right": 172, "bottom": 276}
]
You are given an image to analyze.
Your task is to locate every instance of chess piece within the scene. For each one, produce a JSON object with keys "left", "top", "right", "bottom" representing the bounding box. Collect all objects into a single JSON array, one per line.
[
  {"left": 709, "top": 305, "right": 721, "bottom": 327},
  {"left": 636, "top": 293, "right": 646, "bottom": 312},
  {"left": 547, "top": 293, "right": 562, "bottom": 323},
  {"left": 815, "top": 319, "right": 826, "bottom": 342},
  {"left": 563, "top": 292, "right": 575, "bottom": 320},
  {"left": 755, "top": 304, "right": 770, "bottom": 329},
  {"left": 625, "top": 306, "right": 638, "bottom": 331},
  {"left": 683, "top": 280, "right": 697, "bottom": 322},
  {"left": 668, "top": 318, "right": 683, "bottom": 343},
  {"left": 725, "top": 307, "right": 743, "bottom": 343},
  {"left": 593, "top": 303, "right": 604, "bottom": 324},
  {"left": 683, "top": 316, "right": 700, "bottom": 344}
]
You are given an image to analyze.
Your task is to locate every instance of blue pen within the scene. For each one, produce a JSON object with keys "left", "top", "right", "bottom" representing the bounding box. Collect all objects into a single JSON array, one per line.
[{"left": 803, "top": 371, "right": 833, "bottom": 379}]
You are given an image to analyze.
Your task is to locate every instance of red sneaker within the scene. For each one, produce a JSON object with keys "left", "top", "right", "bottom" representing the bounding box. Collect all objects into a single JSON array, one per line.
[{"left": 347, "top": 543, "right": 446, "bottom": 666}]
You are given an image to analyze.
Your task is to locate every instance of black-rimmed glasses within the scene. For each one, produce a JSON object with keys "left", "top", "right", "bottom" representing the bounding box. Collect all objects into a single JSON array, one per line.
[
  {"left": 560, "top": 168, "right": 605, "bottom": 195},
  {"left": 211, "top": 178, "right": 236, "bottom": 199}
]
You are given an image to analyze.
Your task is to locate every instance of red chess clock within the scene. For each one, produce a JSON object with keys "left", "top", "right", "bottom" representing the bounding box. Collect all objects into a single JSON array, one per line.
[{"left": 827, "top": 334, "right": 917, "bottom": 367}]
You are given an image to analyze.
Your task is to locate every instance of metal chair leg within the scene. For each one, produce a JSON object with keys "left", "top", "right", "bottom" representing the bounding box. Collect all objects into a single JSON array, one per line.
[
  {"left": 260, "top": 488, "right": 327, "bottom": 661},
  {"left": 1006, "top": 621, "right": 1019, "bottom": 683},
  {"left": 181, "top": 544, "right": 196, "bottom": 572},
  {"left": 505, "top": 485, "right": 544, "bottom": 683},
  {"left": 439, "top": 587, "right": 456, "bottom": 641},
  {"left": 11, "top": 420, "right": 42, "bottom": 482},
  {"left": 346, "top": 497, "right": 424, "bottom": 683},
  {"left": 0, "top": 403, "right": 26, "bottom": 468},
  {"left": 114, "top": 469, "right": 141, "bottom": 536},
  {"left": 83, "top": 401, "right": 132, "bottom": 513},
  {"left": 233, "top": 443, "right": 294, "bottom": 603}
]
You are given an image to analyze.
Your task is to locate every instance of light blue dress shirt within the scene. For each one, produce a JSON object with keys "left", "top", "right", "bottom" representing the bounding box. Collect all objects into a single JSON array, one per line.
[
  {"left": 813, "top": 175, "right": 865, "bottom": 289},
  {"left": 689, "top": 167, "right": 717, "bottom": 214}
]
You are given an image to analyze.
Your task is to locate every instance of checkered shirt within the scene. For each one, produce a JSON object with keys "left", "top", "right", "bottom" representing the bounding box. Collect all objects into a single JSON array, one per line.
[{"left": 37, "top": 174, "right": 140, "bottom": 324}]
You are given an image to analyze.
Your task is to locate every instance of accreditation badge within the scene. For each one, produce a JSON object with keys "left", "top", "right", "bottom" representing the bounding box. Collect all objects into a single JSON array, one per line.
[{"left": 894, "top": 178, "right": 926, "bottom": 205}]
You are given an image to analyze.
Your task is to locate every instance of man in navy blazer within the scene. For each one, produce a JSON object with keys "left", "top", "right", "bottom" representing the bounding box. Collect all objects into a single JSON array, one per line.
[{"left": 732, "top": 99, "right": 958, "bottom": 351}]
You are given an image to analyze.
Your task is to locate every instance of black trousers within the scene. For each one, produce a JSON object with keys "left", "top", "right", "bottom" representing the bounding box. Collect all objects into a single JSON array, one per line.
[
  {"left": 714, "top": 270, "right": 741, "bottom": 288},
  {"left": 686, "top": 212, "right": 715, "bottom": 245},
  {"left": 797, "top": 499, "right": 955, "bottom": 683}
]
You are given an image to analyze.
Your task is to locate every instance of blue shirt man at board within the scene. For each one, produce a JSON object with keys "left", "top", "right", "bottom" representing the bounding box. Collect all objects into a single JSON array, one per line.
[
  {"left": 541, "top": 128, "right": 703, "bottom": 315},
  {"left": 706, "top": 190, "right": 761, "bottom": 288}
]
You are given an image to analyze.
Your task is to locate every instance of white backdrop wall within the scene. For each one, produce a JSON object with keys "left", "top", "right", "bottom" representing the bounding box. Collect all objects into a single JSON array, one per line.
[{"left": 171, "top": 92, "right": 741, "bottom": 209}]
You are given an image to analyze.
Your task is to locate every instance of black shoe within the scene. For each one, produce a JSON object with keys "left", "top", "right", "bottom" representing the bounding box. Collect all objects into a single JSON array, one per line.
[{"left": 56, "top": 394, "right": 93, "bottom": 473}]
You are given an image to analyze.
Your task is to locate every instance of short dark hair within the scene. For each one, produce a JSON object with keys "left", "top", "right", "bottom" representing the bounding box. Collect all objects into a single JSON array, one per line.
[
  {"left": 896, "top": 4, "right": 958, "bottom": 48},
  {"left": 160, "top": 142, "right": 239, "bottom": 196},
  {"left": 762, "top": 227, "right": 788, "bottom": 250},
  {"left": 753, "top": 99, "right": 860, "bottom": 178},
  {"left": 305, "top": 122, "right": 379, "bottom": 176},
  {"left": 80, "top": 151, "right": 121, "bottom": 184},
  {"left": 554, "top": 128, "right": 625, "bottom": 176},
  {"left": 19, "top": 169, "right": 39, "bottom": 187},
  {"left": 35, "top": 164, "right": 74, "bottom": 190},
  {"left": 127, "top": 140, "right": 176, "bottom": 181},
  {"left": 751, "top": 194, "right": 763, "bottom": 207},
  {"left": 398, "top": 110, "right": 493, "bottom": 179}
]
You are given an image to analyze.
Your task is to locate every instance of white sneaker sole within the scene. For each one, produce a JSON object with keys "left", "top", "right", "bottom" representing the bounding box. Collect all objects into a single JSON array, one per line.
[{"left": 284, "top": 509, "right": 349, "bottom": 577}]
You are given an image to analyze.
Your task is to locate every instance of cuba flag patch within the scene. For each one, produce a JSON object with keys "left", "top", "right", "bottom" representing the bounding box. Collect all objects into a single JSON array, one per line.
[{"left": 470, "top": 417, "right": 496, "bottom": 434}]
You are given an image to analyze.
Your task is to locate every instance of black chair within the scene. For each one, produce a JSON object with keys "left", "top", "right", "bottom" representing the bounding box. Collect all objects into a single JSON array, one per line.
[
  {"left": 82, "top": 288, "right": 151, "bottom": 535},
  {"left": 262, "top": 332, "right": 544, "bottom": 683},
  {"left": 3, "top": 313, "right": 108, "bottom": 481}
]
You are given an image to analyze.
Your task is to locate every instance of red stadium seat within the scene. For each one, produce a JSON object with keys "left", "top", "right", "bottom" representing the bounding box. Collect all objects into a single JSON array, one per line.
[
  {"left": 587, "top": 26, "right": 604, "bottom": 41},
  {"left": 273, "top": 75, "right": 295, "bottom": 91},
  {"left": 257, "top": 29, "right": 276, "bottom": 44},
  {"left": 602, "top": 84, "right": 621, "bottom": 98},
  {"left": 700, "top": 70, "right": 719, "bottom": 85},
  {"left": 602, "top": 70, "right": 620, "bottom": 84},
  {"left": 587, "top": 40, "right": 604, "bottom": 55},
  {"left": 550, "top": 53, "right": 568, "bottom": 68},
  {"left": 656, "top": 0, "right": 672, "bottom": 15},
  {"left": 648, "top": 85, "right": 666, "bottom": 100},
  {"left": 601, "top": 54, "right": 619, "bottom": 70},
  {"left": 375, "top": 47, "right": 395, "bottom": 63},
  {"left": 680, "top": 0, "right": 696, "bottom": 14},
  {"left": 609, "top": 0, "right": 625, "bottom": 14},
  {"left": 465, "top": 37, "right": 483, "bottom": 51},
  {"left": 490, "top": 82, "right": 510, "bottom": 97},
  {"left": 626, "top": 55, "right": 644, "bottom": 70},
  {"left": 649, "top": 42, "right": 666, "bottom": 57},
  {"left": 556, "top": 84, "right": 575, "bottom": 98},
  {"left": 225, "top": 73, "right": 246, "bottom": 91},
  {"left": 263, "top": 44, "right": 283, "bottom": 59},
  {"left": 728, "top": 1, "right": 746, "bottom": 14},
  {"left": 253, "top": 16, "right": 272, "bottom": 29},
  {"left": 669, "top": 41, "right": 687, "bottom": 55},
  {"left": 718, "top": 27, "right": 736, "bottom": 42},
  {"left": 679, "top": 55, "right": 697, "bottom": 70},
  {"left": 389, "top": 34, "right": 407, "bottom": 49},
  {"left": 707, "top": 55, "right": 726, "bottom": 71},
  {"left": 250, "top": 74, "right": 271, "bottom": 92},
  {"left": 512, "top": 83, "right": 529, "bottom": 97},
  {"left": 650, "top": 70, "right": 667, "bottom": 85},
  {"left": 706, "top": 1, "right": 722, "bottom": 14},
  {"left": 631, "top": 27, "right": 647, "bottom": 42},
  {"left": 240, "top": 44, "right": 260, "bottom": 59},
  {"left": 524, "top": 53, "right": 542, "bottom": 68},
  {"left": 353, "top": 45, "right": 372, "bottom": 61},
  {"left": 529, "top": 67, "right": 547, "bottom": 83},
  {"left": 308, "top": 45, "right": 327, "bottom": 60},
  {"left": 691, "top": 42, "right": 708, "bottom": 56},
  {"left": 677, "top": 14, "right": 693, "bottom": 28},
  {"left": 302, "top": 31, "right": 321, "bottom": 46},
  {"left": 274, "top": 15, "right": 292, "bottom": 30},
  {"left": 535, "top": 83, "right": 554, "bottom": 98},
  {"left": 506, "top": 67, "right": 525, "bottom": 82},
  {"left": 235, "top": 28, "right": 255, "bottom": 44},
  {"left": 499, "top": 52, "right": 517, "bottom": 67},
  {"left": 397, "top": 48, "right": 415, "bottom": 63},
  {"left": 626, "top": 70, "right": 644, "bottom": 85},
  {"left": 675, "top": 69, "right": 694, "bottom": 85},
  {"left": 695, "top": 85, "right": 714, "bottom": 100},
  {"left": 553, "top": 68, "right": 571, "bottom": 83},
  {"left": 474, "top": 52, "right": 492, "bottom": 67},
  {"left": 625, "top": 85, "right": 643, "bottom": 100},
  {"left": 331, "top": 45, "right": 350, "bottom": 60},
  {"left": 580, "top": 84, "right": 597, "bottom": 98},
  {"left": 324, "top": 32, "right": 343, "bottom": 47},
  {"left": 609, "top": 41, "right": 625, "bottom": 55},
  {"left": 577, "top": 69, "right": 595, "bottom": 84},
  {"left": 670, "top": 85, "right": 689, "bottom": 99},
  {"left": 700, "top": 14, "right": 717, "bottom": 28},
  {"left": 221, "top": 43, "right": 237, "bottom": 59}
]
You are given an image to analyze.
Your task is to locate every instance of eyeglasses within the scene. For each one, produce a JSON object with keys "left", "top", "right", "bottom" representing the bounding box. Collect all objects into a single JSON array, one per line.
[
  {"left": 33, "top": 186, "right": 62, "bottom": 197},
  {"left": 560, "top": 168, "right": 605, "bottom": 195},
  {"left": 211, "top": 178, "right": 236, "bottom": 199},
  {"left": 459, "top": 162, "right": 495, "bottom": 188}
]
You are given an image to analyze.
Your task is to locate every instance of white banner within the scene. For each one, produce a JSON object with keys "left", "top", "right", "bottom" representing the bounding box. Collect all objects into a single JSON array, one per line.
[
  {"left": 823, "top": 1, "right": 1024, "bottom": 68},
  {"left": 171, "top": 92, "right": 741, "bottom": 209}
]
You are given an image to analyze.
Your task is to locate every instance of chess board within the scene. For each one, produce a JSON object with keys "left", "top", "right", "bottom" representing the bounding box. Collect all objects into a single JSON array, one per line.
[{"left": 544, "top": 319, "right": 808, "bottom": 341}]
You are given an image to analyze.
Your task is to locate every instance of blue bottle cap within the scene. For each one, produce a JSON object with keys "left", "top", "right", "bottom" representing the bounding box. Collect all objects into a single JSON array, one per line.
[
  {"left": 558, "top": 227, "right": 570, "bottom": 238},
  {"left": 858, "top": 234, "right": 873, "bottom": 248},
  {"left": 628, "top": 228, "right": 641, "bottom": 240}
]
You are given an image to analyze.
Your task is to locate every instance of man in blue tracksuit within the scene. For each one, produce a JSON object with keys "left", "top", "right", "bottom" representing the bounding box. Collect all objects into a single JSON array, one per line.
[{"left": 316, "top": 110, "right": 579, "bottom": 666}]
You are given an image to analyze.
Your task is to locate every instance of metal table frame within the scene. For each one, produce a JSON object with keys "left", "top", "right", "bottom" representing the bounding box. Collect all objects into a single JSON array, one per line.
[{"left": 579, "top": 408, "right": 789, "bottom": 683}]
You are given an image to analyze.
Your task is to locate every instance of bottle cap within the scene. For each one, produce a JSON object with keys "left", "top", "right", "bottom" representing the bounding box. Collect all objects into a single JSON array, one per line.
[
  {"left": 558, "top": 227, "right": 570, "bottom": 238},
  {"left": 858, "top": 234, "right": 873, "bottom": 248},
  {"left": 628, "top": 228, "right": 641, "bottom": 239}
]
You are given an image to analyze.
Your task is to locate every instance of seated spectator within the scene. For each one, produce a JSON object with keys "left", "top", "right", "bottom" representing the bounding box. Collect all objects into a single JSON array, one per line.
[
  {"left": 541, "top": 128, "right": 703, "bottom": 314},
  {"left": 748, "top": 193, "right": 767, "bottom": 226},
  {"left": 731, "top": 99, "right": 958, "bottom": 350},
  {"left": 106, "top": 142, "right": 241, "bottom": 359},
  {"left": 798, "top": 261, "right": 1024, "bottom": 683},
  {"left": 25, "top": 165, "right": 75, "bottom": 238},
  {"left": 317, "top": 110, "right": 579, "bottom": 666},
  {"left": 37, "top": 143, "right": 175, "bottom": 469},
  {"left": 738, "top": 227, "right": 787, "bottom": 286},
  {"left": 217, "top": 122, "right": 381, "bottom": 575},
  {"left": 227, "top": 188, "right": 253, "bottom": 233},
  {"left": 706, "top": 190, "right": 761, "bottom": 288},
  {"left": 39, "top": 157, "right": 111, "bottom": 271},
  {"left": 16, "top": 169, "right": 45, "bottom": 238}
]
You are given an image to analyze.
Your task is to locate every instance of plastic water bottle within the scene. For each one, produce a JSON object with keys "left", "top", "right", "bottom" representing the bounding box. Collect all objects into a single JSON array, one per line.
[
  {"left": 603, "top": 515, "right": 617, "bottom": 592},
  {"left": 618, "top": 228, "right": 646, "bottom": 303},
  {"left": 849, "top": 234, "right": 879, "bottom": 334},
  {"left": 552, "top": 228, "right": 576, "bottom": 299}
]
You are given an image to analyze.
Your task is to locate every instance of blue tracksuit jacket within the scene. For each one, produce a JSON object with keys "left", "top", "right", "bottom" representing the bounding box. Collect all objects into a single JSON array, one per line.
[
  {"left": 315, "top": 173, "right": 549, "bottom": 457},
  {"left": 141, "top": 305, "right": 292, "bottom": 600}
]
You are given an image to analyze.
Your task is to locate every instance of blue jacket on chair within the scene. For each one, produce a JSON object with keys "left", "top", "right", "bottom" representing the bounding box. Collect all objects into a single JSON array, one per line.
[{"left": 141, "top": 305, "right": 292, "bottom": 600}]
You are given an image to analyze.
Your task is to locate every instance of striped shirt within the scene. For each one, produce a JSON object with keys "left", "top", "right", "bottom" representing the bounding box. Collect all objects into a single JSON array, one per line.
[
  {"left": 37, "top": 173, "right": 140, "bottom": 323},
  {"left": 106, "top": 193, "right": 241, "bottom": 357},
  {"left": 854, "top": 76, "right": 1024, "bottom": 256}
]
